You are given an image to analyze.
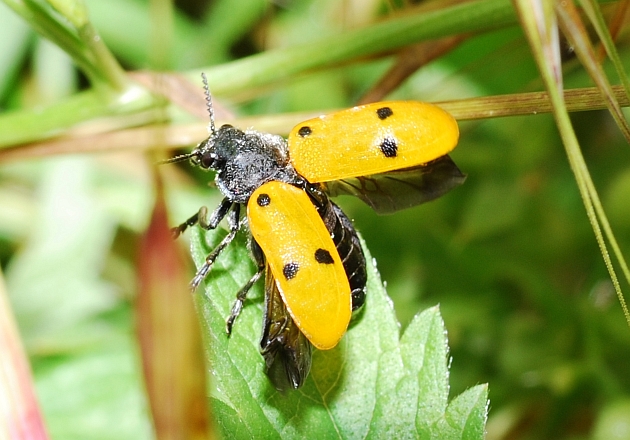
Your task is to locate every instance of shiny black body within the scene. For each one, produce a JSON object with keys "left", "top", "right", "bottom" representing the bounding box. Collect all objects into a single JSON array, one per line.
[
  {"left": 204, "top": 125, "right": 297, "bottom": 203},
  {"left": 306, "top": 186, "right": 367, "bottom": 311}
]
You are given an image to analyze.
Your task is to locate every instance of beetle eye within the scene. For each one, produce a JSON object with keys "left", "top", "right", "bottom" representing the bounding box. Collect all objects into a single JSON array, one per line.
[{"left": 200, "top": 153, "right": 214, "bottom": 169}]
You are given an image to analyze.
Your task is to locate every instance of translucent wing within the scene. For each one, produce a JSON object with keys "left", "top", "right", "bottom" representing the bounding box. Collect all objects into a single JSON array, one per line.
[
  {"left": 260, "top": 265, "right": 312, "bottom": 391},
  {"left": 322, "top": 155, "right": 466, "bottom": 214}
]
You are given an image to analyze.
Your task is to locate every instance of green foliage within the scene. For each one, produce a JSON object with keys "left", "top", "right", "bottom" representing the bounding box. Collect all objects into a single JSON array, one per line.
[
  {"left": 3, "top": 157, "right": 151, "bottom": 439},
  {"left": 1, "top": 0, "right": 630, "bottom": 438},
  {"left": 191, "top": 227, "right": 487, "bottom": 439}
]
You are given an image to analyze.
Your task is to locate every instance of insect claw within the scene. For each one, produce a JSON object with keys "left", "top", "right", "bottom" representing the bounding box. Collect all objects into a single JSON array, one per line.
[
  {"left": 189, "top": 279, "right": 199, "bottom": 292},
  {"left": 226, "top": 298, "right": 245, "bottom": 334},
  {"left": 190, "top": 267, "right": 209, "bottom": 292}
]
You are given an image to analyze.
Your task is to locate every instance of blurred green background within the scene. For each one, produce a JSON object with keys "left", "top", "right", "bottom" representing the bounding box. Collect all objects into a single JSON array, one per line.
[{"left": 1, "top": 0, "right": 630, "bottom": 438}]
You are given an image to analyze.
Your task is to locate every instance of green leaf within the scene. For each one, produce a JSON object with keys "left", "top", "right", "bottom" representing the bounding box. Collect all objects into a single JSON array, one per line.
[
  {"left": 35, "top": 344, "right": 152, "bottom": 440},
  {"left": 0, "top": 1, "right": 31, "bottom": 99},
  {"left": 592, "top": 399, "right": 630, "bottom": 440},
  {"left": 3, "top": 156, "right": 151, "bottom": 439},
  {"left": 436, "top": 385, "right": 489, "bottom": 440},
  {"left": 190, "top": 224, "right": 488, "bottom": 439},
  {"left": 6, "top": 158, "right": 119, "bottom": 348}
]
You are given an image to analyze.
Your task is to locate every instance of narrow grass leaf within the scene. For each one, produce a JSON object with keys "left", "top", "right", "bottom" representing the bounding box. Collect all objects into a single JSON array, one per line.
[
  {"left": 515, "top": 0, "right": 630, "bottom": 326},
  {"left": 555, "top": 0, "right": 630, "bottom": 143},
  {"left": 578, "top": 0, "right": 630, "bottom": 100}
]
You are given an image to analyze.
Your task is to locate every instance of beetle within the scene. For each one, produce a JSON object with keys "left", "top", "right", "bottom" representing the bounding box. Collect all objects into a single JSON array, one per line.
[{"left": 166, "top": 75, "right": 465, "bottom": 390}]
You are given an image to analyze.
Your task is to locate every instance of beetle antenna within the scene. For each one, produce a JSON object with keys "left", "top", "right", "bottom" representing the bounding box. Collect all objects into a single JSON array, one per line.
[
  {"left": 156, "top": 152, "right": 197, "bottom": 165},
  {"left": 201, "top": 72, "right": 216, "bottom": 136},
  {"left": 158, "top": 74, "right": 214, "bottom": 167}
]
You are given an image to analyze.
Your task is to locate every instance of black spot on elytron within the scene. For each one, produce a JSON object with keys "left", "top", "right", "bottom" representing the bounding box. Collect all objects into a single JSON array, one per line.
[
  {"left": 314, "top": 248, "right": 334, "bottom": 264},
  {"left": 257, "top": 193, "right": 271, "bottom": 207},
  {"left": 376, "top": 106, "right": 393, "bottom": 120},
  {"left": 298, "top": 126, "right": 312, "bottom": 137},
  {"left": 283, "top": 262, "right": 299, "bottom": 280},
  {"left": 380, "top": 137, "right": 398, "bottom": 158}
]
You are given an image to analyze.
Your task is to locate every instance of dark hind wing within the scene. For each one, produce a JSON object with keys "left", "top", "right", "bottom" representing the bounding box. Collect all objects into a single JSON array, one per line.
[
  {"left": 260, "top": 265, "right": 312, "bottom": 391},
  {"left": 323, "top": 155, "right": 466, "bottom": 214}
]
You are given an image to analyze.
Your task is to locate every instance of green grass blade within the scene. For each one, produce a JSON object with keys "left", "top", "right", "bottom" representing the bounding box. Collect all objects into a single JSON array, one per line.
[{"left": 514, "top": 0, "right": 630, "bottom": 326}]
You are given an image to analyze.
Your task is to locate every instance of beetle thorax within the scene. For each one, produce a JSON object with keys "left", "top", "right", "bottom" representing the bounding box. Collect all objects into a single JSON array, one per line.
[{"left": 212, "top": 125, "right": 300, "bottom": 203}]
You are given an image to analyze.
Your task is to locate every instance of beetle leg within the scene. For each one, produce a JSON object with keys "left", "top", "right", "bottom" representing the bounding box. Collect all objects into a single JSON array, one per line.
[
  {"left": 226, "top": 266, "right": 264, "bottom": 335},
  {"left": 199, "top": 197, "right": 233, "bottom": 230},
  {"left": 190, "top": 204, "right": 241, "bottom": 291},
  {"left": 171, "top": 197, "right": 232, "bottom": 238},
  {"left": 226, "top": 239, "right": 266, "bottom": 334},
  {"left": 171, "top": 209, "right": 203, "bottom": 238}
]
